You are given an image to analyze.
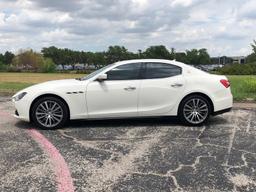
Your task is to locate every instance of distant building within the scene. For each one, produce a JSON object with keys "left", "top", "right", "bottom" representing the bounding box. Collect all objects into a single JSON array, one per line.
[
  {"left": 231, "top": 56, "right": 246, "bottom": 64},
  {"left": 56, "top": 64, "right": 63, "bottom": 70},
  {"left": 211, "top": 56, "right": 246, "bottom": 65},
  {"left": 74, "top": 63, "right": 85, "bottom": 70}
]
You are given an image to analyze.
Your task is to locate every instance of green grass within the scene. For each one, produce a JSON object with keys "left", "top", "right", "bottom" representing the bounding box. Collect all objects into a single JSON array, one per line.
[
  {"left": 0, "top": 72, "right": 84, "bottom": 94},
  {"left": 0, "top": 82, "right": 34, "bottom": 94},
  {"left": 228, "top": 75, "right": 256, "bottom": 101},
  {"left": 0, "top": 72, "right": 83, "bottom": 83}
]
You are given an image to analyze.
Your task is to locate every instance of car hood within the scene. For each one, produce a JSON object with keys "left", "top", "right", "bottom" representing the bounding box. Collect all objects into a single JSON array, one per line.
[{"left": 13, "top": 79, "right": 86, "bottom": 97}]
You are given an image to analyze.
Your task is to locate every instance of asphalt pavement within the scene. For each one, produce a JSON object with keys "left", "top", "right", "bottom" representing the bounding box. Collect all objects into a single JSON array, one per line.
[{"left": 0, "top": 97, "right": 256, "bottom": 192}]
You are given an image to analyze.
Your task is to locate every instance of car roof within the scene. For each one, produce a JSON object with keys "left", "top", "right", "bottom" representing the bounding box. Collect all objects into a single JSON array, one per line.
[
  {"left": 114, "top": 59, "right": 208, "bottom": 76},
  {"left": 115, "top": 59, "right": 187, "bottom": 68}
]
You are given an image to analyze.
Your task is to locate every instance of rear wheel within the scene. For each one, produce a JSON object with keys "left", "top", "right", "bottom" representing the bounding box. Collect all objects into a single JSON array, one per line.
[
  {"left": 179, "top": 95, "right": 211, "bottom": 126},
  {"left": 31, "top": 96, "right": 69, "bottom": 129}
]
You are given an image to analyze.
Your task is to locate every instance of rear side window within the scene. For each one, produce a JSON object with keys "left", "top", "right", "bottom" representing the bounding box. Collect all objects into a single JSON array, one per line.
[
  {"left": 143, "top": 63, "right": 182, "bottom": 79},
  {"left": 106, "top": 63, "right": 141, "bottom": 80}
]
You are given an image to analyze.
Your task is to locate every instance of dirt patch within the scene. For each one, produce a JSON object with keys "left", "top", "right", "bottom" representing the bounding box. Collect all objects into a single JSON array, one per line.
[
  {"left": 233, "top": 102, "right": 256, "bottom": 109},
  {"left": 229, "top": 174, "right": 256, "bottom": 188}
]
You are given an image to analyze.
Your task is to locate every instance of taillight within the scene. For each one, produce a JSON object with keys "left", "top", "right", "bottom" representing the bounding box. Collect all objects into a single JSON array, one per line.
[{"left": 220, "top": 79, "right": 230, "bottom": 88}]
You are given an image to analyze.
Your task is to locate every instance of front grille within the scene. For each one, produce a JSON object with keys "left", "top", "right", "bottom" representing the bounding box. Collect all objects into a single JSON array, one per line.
[{"left": 15, "top": 110, "right": 19, "bottom": 116}]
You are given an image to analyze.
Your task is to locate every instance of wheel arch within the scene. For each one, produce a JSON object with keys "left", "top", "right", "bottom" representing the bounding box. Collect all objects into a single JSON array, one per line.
[
  {"left": 29, "top": 93, "right": 70, "bottom": 122},
  {"left": 178, "top": 92, "right": 214, "bottom": 115}
]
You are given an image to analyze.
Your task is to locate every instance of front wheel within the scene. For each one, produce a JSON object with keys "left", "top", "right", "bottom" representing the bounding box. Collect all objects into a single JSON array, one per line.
[
  {"left": 179, "top": 95, "right": 211, "bottom": 126},
  {"left": 31, "top": 97, "right": 69, "bottom": 129}
]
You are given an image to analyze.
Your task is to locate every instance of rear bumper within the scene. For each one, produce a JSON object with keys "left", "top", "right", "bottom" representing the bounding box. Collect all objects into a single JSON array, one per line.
[
  {"left": 213, "top": 107, "right": 232, "bottom": 116},
  {"left": 213, "top": 94, "right": 233, "bottom": 112}
]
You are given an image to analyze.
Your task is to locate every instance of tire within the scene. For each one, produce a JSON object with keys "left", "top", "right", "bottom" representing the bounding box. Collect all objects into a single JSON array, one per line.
[
  {"left": 31, "top": 96, "right": 69, "bottom": 129},
  {"left": 178, "top": 95, "right": 211, "bottom": 126}
]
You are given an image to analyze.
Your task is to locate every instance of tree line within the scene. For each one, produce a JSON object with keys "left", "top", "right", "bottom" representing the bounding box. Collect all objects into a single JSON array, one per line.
[
  {"left": 1, "top": 42, "right": 256, "bottom": 73},
  {"left": 0, "top": 45, "right": 211, "bottom": 72},
  {"left": 41, "top": 45, "right": 212, "bottom": 68}
]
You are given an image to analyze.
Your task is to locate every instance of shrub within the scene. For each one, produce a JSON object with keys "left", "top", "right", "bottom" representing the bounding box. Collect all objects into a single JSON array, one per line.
[
  {"left": 39, "top": 58, "right": 56, "bottom": 73},
  {"left": 217, "top": 62, "right": 256, "bottom": 75},
  {"left": 0, "top": 62, "right": 7, "bottom": 71}
]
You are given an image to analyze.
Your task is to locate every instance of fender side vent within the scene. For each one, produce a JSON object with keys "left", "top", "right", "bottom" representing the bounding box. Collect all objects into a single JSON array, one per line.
[{"left": 66, "top": 91, "right": 84, "bottom": 94}]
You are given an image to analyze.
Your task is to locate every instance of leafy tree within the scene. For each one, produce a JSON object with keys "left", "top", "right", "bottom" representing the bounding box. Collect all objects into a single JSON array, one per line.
[
  {"left": 0, "top": 51, "right": 14, "bottom": 65},
  {"left": 41, "top": 46, "right": 61, "bottom": 64},
  {"left": 186, "top": 49, "right": 199, "bottom": 64},
  {"left": 12, "top": 49, "right": 57, "bottom": 72},
  {"left": 105, "top": 46, "right": 134, "bottom": 63},
  {"left": 0, "top": 54, "right": 4, "bottom": 64},
  {"left": 246, "top": 40, "right": 256, "bottom": 63},
  {"left": 186, "top": 48, "right": 210, "bottom": 65},
  {"left": 143, "top": 45, "right": 174, "bottom": 60},
  {"left": 93, "top": 52, "right": 107, "bottom": 68},
  {"left": 251, "top": 40, "right": 256, "bottom": 53},
  {"left": 198, "top": 49, "right": 211, "bottom": 64},
  {"left": 175, "top": 52, "right": 187, "bottom": 63},
  {"left": 3, "top": 51, "right": 15, "bottom": 65},
  {"left": 247, "top": 53, "right": 256, "bottom": 63},
  {"left": 86, "top": 52, "right": 107, "bottom": 68},
  {"left": 137, "top": 49, "right": 143, "bottom": 59}
]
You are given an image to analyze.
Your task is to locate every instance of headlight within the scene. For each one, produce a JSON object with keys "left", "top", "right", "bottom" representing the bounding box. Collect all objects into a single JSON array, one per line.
[{"left": 12, "top": 92, "right": 27, "bottom": 101}]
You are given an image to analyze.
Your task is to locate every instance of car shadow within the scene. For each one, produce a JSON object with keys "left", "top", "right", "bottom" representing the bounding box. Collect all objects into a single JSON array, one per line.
[
  {"left": 15, "top": 116, "right": 183, "bottom": 130},
  {"left": 14, "top": 115, "right": 230, "bottom": 130},
  {"left": 67, "top": 116, "right": 182, "bottom": 128}
]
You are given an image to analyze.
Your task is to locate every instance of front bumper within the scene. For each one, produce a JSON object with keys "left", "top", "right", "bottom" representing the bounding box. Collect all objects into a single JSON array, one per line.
[{"left": 12, "top": 99, "right": 30, "bottom": 122}]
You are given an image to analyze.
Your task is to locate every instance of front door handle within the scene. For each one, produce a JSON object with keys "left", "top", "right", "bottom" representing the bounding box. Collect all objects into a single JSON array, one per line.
[
  {"left": 171, "top": 83, "right": 183, "bottom": 88},
  {"left": 124, "top": 86, "right": 136, "bottom": 91}
]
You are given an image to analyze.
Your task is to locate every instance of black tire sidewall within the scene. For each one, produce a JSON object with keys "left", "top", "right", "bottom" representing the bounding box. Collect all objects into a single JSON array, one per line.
[
  {"left": 178, "top": 95, "right": 211, "bottom": 126},
  {"left": 31, "top": 96, "right": 69, "bottom": 129}
]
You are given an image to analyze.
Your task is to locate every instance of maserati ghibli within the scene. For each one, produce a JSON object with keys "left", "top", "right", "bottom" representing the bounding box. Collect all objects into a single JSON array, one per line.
[{"left": 12, "top": 59, "right": 233, "bottom": 129}]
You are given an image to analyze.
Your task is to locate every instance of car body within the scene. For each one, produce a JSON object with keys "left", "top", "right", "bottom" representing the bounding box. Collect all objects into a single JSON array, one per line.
[{"left": 12, "top": 59, "right": 233, "bottom": 129}]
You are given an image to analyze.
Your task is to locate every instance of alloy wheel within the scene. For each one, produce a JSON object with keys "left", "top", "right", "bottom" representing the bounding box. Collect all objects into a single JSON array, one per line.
[
  {"left": 183, "top": 98, "right": 209, "bottom": 124},
  {"left": 35, "top": 100, "right": 64, "bottom": 128}
]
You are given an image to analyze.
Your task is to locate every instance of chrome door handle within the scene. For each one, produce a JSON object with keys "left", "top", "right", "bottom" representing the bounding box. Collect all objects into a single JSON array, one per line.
[
  {"left": 124, "top": 86, "right": 136, "bottom": 91},
  {"left": 171, "top": 83, "right": 183, "bottom": 88}
]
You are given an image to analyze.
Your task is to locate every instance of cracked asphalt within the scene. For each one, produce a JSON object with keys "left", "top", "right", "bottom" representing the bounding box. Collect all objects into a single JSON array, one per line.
[{"left": 0, "top": 96, "right": 256, "bottom": 192}]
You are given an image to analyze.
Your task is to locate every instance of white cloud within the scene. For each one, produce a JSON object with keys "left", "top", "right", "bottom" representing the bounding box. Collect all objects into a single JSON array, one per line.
[
  {"left": 170, "top": 0, "right": 193, "bottom": 7},
  {"left": 238, "top": 0, "right": 256, "bottom": 19},
  {"left": 0, "top": 0, "right": 255, "bottom": 56}
]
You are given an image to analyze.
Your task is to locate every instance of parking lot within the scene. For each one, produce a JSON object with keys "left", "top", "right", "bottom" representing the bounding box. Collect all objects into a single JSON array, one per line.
[{"left": 0, "top": 96, "right": 256, "bottom": 192}]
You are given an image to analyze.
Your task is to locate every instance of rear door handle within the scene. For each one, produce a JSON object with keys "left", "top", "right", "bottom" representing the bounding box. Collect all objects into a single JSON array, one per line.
[
  {"left": 124, "top": 86, "right": 136, "bottom": 91},
  {"left": 171, "top": 83, "right": 183, "bottom": 88}
]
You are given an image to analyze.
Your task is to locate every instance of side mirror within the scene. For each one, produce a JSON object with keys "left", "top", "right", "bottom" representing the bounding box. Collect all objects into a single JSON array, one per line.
[{"left": 96, "top": 73, "right": 107, "bottom": 81}]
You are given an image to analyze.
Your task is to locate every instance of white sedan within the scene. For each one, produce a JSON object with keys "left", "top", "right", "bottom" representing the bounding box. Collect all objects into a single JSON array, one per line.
[{"left": 12, "top": 59, "right": 233, "bottom": 129}]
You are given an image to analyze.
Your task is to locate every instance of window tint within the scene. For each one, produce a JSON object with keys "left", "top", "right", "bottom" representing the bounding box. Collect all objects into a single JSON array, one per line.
[
  {"left": 106, "top": 63, "right": 141, "bottom": 80},
  {"left": 144, "top": 63, "right": 182, "bottom": 79}
]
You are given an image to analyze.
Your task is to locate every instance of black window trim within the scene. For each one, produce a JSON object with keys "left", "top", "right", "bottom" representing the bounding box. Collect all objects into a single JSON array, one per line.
[
  {"left": 141, "top": 62, "right": 182, "bottom": 80},
  {"left": 104, "top": 62, "right": 144, "bottom": 81}
]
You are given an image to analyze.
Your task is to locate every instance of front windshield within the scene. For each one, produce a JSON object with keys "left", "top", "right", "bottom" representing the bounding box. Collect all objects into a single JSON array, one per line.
[{"left": 81, "top": 64, "right": 115, "bottom": 80}]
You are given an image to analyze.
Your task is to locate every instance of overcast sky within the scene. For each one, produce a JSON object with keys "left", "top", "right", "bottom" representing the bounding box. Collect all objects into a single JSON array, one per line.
[{"left": 0, "top": 0, "right": 255, "bottom": 56}]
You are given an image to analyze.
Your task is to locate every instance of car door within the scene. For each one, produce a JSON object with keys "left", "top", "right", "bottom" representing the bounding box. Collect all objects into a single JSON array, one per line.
[
  {"left": 86, "top": 63, "right": 142, "bottom": 118},
  {"left": 138, "top": 62, "right": 185, "bottom": 116}
]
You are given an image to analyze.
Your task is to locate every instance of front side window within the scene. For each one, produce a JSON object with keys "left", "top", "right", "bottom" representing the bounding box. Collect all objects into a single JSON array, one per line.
[
  {"left": 81, "top": 64, "right": 114, "bottom": 80},
  {"left": 143, "top": 63, "right": 182, "bottom": 79},
  {"left": 106, "top": 63, "right": 141, "bottom": 80}
]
